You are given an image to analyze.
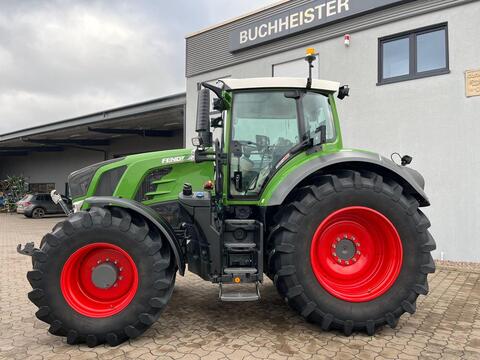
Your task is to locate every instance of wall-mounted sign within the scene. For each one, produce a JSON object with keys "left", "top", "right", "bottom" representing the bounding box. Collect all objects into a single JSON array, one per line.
[
  {"left": 466, "top": 70, "right": 480, "bottom": 97},
  {"left": 230, "top": 0, "right": 411, "bottom": 52}
]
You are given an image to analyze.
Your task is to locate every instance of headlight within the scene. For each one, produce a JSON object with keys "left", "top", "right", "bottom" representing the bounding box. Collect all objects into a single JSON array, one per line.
[{"left": 68, "top": 157, "right": 125, "bottom": 199}]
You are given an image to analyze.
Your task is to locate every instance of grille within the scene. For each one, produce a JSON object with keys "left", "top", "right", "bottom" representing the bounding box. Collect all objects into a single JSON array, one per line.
[{"left": 135, "top": 167, "right": 172, "bottom": 202}]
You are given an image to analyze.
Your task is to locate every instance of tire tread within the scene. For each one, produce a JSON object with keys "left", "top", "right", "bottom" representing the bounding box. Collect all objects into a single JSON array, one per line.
[{"left": 268, "top": 170, "right": 435, "bottom": 336}]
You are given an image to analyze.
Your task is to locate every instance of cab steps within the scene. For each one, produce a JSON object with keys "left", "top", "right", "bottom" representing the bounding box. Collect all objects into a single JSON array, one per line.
[{"left": 219, "top": 281, "right": 260, "bottom": 302}]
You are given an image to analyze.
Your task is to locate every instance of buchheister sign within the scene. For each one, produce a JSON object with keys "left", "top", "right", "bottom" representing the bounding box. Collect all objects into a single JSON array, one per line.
[{"left": 230, "top": 0, "right": 410, "bottom": 51}]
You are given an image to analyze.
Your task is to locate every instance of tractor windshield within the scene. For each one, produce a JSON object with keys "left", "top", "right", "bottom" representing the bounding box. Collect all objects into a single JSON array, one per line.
[{"left": 230, "top": 90, "right": 335, "bottom": 196}]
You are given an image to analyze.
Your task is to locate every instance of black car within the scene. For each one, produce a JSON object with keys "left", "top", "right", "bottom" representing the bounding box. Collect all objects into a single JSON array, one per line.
[{"left": 16, "top": 193, "right": 72, "bottom": 219}]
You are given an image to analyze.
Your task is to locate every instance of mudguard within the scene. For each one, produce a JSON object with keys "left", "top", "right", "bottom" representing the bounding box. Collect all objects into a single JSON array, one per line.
[
  {"left": 267, "top": 150, "right": 430, "bottom": 207},
  {"left": 85, "top": 196, "right": 185, "bottom": 275}
]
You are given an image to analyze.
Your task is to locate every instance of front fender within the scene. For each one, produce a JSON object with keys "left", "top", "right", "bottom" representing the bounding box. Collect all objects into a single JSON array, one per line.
[
  {"left": 265, "top": 150, "right": 430, "bottom": 207},
  {"left": 85, "top": 196, "right": 185, "bottom": 275}
]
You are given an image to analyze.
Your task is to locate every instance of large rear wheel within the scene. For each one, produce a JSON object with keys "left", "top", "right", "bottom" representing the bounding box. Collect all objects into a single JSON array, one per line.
[
  {"left": 27, "top": 207, "right": 176, "bottom": 346},
  {"left": 268, "top": 170, "right": 436, "bottom": 335}
]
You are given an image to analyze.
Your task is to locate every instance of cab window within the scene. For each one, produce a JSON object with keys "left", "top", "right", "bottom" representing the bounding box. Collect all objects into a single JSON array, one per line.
[
  {"left": 230, "top": 91, "right": 299, "bottom": 196},
  {"left": 229, "top": 90, "right": 335, "bottom": 197},
  {"left": 303, "top": 92, "right": 335, "bottom": 141}
]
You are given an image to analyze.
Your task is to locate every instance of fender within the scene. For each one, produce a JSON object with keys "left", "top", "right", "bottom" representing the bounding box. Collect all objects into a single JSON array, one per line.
[
  {"left": 85, "top": 196, "right": 185, "bottom": 275},
  {"left": 266, "top": 150, "right": 430, "bottom": 207}
]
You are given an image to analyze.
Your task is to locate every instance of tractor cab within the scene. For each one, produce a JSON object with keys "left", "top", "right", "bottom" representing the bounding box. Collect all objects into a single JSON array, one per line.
[{"left": 193, "top": 80, "right": 347, "bottom": 199}]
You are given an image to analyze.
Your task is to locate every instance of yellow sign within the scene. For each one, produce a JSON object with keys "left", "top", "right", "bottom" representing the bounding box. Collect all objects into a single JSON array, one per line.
[{"left": 466, "top": 70, "right": 480, "bottom": 97}]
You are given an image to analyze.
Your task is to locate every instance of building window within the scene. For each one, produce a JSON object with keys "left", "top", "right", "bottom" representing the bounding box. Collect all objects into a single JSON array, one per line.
[
  {"left": 378, "top": 23, "right": 449, "bottom": 85},
  {"left": 29, "top": 183, "right": 55, "bottom": 193}
]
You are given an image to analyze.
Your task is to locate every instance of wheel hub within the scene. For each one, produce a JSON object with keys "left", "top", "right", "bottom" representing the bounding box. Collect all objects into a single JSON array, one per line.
[
  {"left": 91, "top": 262, "right": 118, "bottom": 289},
  {"left": 332, "top": 237, "right": 359, "bottom": 265}
]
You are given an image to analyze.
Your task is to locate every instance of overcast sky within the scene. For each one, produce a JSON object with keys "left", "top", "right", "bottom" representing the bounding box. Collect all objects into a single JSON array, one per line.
[{"left": 0, "top": 0, "right": 276, "bottom": 134}]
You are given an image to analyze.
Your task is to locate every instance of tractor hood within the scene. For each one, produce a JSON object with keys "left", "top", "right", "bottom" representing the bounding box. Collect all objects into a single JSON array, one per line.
[{"left": 68, "top": 148, "right": 213, "bottom": 204}]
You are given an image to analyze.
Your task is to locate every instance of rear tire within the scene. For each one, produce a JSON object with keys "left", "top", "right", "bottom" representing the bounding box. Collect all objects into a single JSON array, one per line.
[
  {"left": 27, "top": 207, "right": 176, "bottom": 346},
  {"left": 268, "top": 170, "right": 435, "bottom": 336},
  {"left": 31, "top": 207, "right": 45, "bottom": 219}
]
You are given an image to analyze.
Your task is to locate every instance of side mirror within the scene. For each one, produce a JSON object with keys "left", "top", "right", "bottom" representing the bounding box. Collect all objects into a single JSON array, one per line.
[
  {"left": 194, "top": 88, "right": 212, "bottom": 148},
  {"left": 338, "top": 85, "right": 350, "bottom": 100}
]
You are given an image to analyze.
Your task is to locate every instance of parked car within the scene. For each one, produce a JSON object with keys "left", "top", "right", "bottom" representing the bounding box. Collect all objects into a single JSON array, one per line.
[{"left": 16, "top": 193, "right": 72, "bottom": 219}]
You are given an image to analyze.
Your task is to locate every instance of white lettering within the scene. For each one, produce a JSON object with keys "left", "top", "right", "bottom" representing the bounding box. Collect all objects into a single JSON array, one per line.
[
  {"left": 290, "top": 13, "right": 299, "bottom": 28},
  {"left": 236, "top": 0, "right": 353, "bottom": 48},
  {"left": 258, "top": 24, "right": 268, "bottom": 38},
  {"left": 326, "top": 1, "right": 337, "bottom": 17},
  {"left": 314, "top": 4, "right": 326, "bottom": 19},
  {"left": 278, "top": 16, "right": 289, "bottom": 32},
  {"left": 239, "top": 30, "right": 248, "bottom": 44},
  {"left": 162, "top": 156, "right": 185, "bottom": 164},
  {"left": 248, "top": 27, "right": 258, "bottom": 41},
  {"left": 268, "top": 19, "right": 278, "bottom": 35},
  {"left": 304, "top": 8, "right": 315, "bottom": 24},
  {"left": 338, "top": 0, "right": 350, "bottom": 12}
]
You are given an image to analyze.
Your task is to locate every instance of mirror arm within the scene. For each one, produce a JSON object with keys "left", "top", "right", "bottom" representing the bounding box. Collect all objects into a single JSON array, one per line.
[{"left": 201, "top": 82, "right": 223, "bottom": 99}]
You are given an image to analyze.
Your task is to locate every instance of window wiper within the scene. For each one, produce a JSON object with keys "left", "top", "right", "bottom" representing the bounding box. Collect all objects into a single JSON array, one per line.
[
  {"left": 263, "top": 138, "right": 311, "bottom": 184},
  {"left": 289, "top": 137, "right": 313, "bottom": 156}
]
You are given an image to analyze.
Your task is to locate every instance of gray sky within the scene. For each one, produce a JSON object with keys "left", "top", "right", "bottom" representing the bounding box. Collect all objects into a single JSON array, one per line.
[{"left": 0, "top": 0, "right": 276, "bottom": 134}]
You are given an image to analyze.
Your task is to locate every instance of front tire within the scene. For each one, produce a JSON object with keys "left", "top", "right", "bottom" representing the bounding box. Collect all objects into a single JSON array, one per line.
[
  {"left": 27, "top": 207, "right": 176, "bottom": 346},
  {"left": 268, "top": 170, "right": 436, "bottom": 335}
]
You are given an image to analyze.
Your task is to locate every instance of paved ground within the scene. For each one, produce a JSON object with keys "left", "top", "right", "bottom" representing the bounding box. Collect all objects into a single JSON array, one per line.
[{"left": 1, "top": 213, "right": 480, "bottom": 360}]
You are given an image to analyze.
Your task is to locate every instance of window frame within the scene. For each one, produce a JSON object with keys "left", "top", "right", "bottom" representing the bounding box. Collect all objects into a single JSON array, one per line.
[{"left": 378, "top": 23, "right": 449, "bottom": 85}]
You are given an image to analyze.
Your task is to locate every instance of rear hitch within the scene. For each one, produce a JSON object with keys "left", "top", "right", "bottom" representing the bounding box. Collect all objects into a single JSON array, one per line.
[{"left": 17, "top": 242, "right": 37, "bottom": 257}]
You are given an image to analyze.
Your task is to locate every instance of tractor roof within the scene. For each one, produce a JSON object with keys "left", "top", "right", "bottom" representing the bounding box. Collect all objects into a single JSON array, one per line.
[{"left": 221, "top": 78, "right": 340, "bottom": 93}]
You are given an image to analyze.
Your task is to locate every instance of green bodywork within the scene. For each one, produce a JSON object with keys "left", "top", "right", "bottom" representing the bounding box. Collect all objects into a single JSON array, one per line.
[
  {"left": 77, "top": 91, "right": 345, "bottom": 208},
  {"left": 77, "top": 149, "right": 213, "bottom": 206}
]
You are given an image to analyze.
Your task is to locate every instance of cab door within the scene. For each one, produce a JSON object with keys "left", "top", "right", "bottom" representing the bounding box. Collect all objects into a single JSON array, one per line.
[{"left": 227, "top": 90, "right": 300, "bottom": 198}]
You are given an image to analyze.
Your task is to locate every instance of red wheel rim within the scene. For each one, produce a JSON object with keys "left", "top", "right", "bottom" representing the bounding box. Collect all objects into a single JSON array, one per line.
[
  {"left": 60, "top": 243, "right": 138, "bottom": 318},
  {"left": 310, "top": 206, "right": 403, "bottom": 302}
]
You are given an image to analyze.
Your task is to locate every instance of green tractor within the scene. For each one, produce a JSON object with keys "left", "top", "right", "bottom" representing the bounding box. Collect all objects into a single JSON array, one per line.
[{"left": 21, "top": 51, "right": 435, "bottom": 346}]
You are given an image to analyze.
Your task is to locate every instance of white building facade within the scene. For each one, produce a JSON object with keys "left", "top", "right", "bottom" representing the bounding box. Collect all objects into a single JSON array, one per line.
[{"left": 185, "top": 0, "right": 480, "bottom": 262}]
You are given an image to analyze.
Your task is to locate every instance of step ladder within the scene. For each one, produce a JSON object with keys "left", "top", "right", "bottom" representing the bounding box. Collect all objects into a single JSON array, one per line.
[
  {"left": 219, "top": 281, "right": 261, "bottom": 302},
  {"left": 219, "top": 219, "right": 263, "bottom": 301}
]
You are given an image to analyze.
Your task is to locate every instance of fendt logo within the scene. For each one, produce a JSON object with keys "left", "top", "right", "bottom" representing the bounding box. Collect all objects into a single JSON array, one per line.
[{"left": 161, "top": 155, "right": 194, "bottom": 164}]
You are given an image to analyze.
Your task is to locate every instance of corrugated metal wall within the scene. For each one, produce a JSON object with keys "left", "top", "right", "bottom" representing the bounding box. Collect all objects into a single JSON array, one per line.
[{"left": 186, "top": 0, "right": 473, "bottom": 77}]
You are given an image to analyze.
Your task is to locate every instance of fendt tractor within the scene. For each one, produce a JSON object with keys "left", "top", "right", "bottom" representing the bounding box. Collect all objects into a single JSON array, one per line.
[{"left": 19, "top": 49, "right": 436, "bottom": 347}]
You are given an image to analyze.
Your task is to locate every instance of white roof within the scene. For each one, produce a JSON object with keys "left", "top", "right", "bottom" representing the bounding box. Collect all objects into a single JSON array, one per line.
[{"left": 220, "top": 78, "right": 340, "bottom": 92}]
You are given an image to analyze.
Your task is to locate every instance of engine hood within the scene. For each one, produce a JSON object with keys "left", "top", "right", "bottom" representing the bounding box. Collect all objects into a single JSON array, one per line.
[{"left": 69, "top": 148, "right": 212, "bottom": 204}]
